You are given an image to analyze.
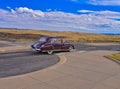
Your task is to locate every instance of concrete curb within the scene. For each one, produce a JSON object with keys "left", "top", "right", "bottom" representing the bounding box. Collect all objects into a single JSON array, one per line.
[{"left": 104, "top": 56, "right": 120, "bottom": 65}]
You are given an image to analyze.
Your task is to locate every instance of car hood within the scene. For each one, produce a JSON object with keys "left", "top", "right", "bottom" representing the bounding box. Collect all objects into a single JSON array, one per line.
[{"left": 32, "top": 41, "right": 45, "bottom": 47}]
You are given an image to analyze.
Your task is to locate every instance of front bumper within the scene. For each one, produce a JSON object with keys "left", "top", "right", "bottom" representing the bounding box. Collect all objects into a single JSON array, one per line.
[
  {"left": 32, "top": 48, "right": 41, "bottom": 51},
  {"left": 31, "top": 45, "right": 41, "bottom": 51}
]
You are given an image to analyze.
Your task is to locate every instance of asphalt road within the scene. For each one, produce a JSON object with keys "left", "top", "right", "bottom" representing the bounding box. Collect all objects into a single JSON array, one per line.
[
  {"left": 0, "top": 42, "right": 120, "bottom": 78},
  {"left": 0, "top": 50, "right": 120, "bottom": 89},
  {"left": 0, "top": 43, "right": 11, "bottom": 47},
  {"left": 0, "top": 51, "right": 59, "bottom": 78},
  {"left": 74, "top": 42, "right": 120, "bottom": 51}
]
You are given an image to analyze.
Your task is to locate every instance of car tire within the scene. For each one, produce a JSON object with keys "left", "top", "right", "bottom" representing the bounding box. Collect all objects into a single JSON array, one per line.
[
  {"left": 47, "top": 50, "right": 53, "bottom": 55},
  {"left": 69, "top": 46, "right": 74, "bottom": 52}
]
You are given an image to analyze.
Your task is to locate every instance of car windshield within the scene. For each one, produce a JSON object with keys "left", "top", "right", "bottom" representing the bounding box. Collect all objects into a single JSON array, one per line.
[{"left": 39, "top": 37, "right": 47, "bottom": 42}]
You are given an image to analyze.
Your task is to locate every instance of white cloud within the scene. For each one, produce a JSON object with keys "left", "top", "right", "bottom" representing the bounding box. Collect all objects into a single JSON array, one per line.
[
  {"left": 46, "top": 8, "right": 52, "bottom": 12},
  {"left": 0, "top": 7, "right": 120, "bottom": 33},
  {"left": 70, "top": 0, "right": 120, "bottom": 6},
  {"left": 78, "top": 10, "right": 95, "bottom": 13},
  {"left": 12, "top": 7, "right": 44, "bottom": 18},
  {"left": 89, "top": 0, "right": 120, "bottom": 6}
]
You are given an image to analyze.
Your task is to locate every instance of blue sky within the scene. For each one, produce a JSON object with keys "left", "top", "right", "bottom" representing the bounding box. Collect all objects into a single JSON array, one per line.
[{"left": 0, "top": 0, "right": 120, "bottom": 33}]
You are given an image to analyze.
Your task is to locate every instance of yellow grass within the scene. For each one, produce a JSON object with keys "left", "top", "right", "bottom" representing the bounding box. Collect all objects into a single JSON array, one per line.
[
  {"left": 0, "top": 28, "right": 120, "bottom": 42},
  {"left": 108, "top": 53, "right": 120, "bottom": 61}
]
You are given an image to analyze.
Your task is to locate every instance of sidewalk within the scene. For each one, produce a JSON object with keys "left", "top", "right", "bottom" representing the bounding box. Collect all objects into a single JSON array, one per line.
[
  {"left": 0, "top": 50, "right": 120, "bottom": 89},
  {"left": 0, "top": 41, "right": 30, "bottom": 52}
]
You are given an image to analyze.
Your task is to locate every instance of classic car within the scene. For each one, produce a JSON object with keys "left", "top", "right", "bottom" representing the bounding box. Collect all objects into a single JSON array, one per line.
[{"left": 31, "top": 36, "right": 74, "bottom": 54}]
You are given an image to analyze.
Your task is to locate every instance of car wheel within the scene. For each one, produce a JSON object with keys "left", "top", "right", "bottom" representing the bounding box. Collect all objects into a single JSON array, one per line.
[
  {"left": 69, "top": 46, "right": 74, "bottom": 52},
  {"left": 47, "top": 50, "right": 53, "bottom": 54}
]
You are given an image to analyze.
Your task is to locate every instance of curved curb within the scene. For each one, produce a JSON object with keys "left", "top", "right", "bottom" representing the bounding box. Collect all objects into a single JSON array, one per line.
[
  {"left": 0, "top": 52, "right": 68, "bottom": 79},
  {"left": 104, "top": 56, "right": 120, "bottom": 65}
]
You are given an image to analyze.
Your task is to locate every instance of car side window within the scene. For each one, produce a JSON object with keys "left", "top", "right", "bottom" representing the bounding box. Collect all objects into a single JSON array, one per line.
[
  {"left": 51, "top": 38, "right": 62, "bottom": 44},
  {"left": 51, "top": 39, "right": 55, "bottom": 44}
]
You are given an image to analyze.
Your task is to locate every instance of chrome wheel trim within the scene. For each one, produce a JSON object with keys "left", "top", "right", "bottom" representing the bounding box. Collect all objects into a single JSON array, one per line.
[
  {"left": 47, "top": 50, "right": 53, "bottom": 54},
  {"left": 69, "top": 46, "right": 74, "bottom": 51}
]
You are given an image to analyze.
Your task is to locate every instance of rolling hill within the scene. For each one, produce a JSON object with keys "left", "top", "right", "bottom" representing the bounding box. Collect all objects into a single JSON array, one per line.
[{"left": 0, "top": 28, "right": 120, "bottom": 42}]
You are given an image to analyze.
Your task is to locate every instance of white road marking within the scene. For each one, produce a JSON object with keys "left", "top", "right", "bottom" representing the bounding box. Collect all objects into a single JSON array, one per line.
[{"left": 78, "top": 51, "right": 86, "bottom": 53}]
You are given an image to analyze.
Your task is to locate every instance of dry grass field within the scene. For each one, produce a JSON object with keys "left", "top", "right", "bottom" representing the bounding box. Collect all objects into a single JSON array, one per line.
[{"left": 0, "top": 28, "right": 120, "bottom": 42}]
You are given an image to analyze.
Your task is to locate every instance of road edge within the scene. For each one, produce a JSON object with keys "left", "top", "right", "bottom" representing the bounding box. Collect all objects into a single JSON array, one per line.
[{"left": 104, "top": 56, "right": 120, "bottom": 65}]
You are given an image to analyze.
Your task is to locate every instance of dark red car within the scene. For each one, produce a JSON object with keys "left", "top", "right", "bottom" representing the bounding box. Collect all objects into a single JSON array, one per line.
[{"left": 31, "top": 36, "right": 74, "bottom": 54}]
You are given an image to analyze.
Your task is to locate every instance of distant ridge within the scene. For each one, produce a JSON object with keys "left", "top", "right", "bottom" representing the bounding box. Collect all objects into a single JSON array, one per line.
[
  {"left": 0, "top": 27, "right": 30, "bottom": 30},
  {"left": 0, "top": 27, "right": 120, "bottom": 35},
  {"left": 102, "top": 33, "right": 120, "bottom": 36}
]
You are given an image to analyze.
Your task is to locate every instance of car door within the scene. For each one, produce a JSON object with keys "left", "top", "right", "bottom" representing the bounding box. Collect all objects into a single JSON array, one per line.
[
  {"left": 61, "top": 42, "right": 70, "bottom": 50},
  {"left": 51, "top": 38, "right": 61, "bottom": 51}
]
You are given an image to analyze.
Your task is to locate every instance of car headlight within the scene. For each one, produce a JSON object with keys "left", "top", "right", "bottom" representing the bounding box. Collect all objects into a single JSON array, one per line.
[{"left": 41, "top": 45, "right": 45, "bottom": 47}]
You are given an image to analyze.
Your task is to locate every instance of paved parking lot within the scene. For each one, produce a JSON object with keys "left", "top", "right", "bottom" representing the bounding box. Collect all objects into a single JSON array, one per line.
[
  {"left": 0, "top": 50, "right": 120, "bottom": 89},
  {"left": 0, "top": 41, "right": 120, "bottom": 89}
]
